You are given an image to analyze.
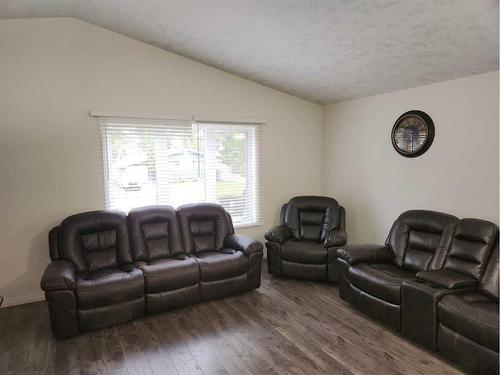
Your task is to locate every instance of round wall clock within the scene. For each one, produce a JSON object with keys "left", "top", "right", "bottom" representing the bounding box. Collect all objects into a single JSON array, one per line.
[{"left": 391, "top": 110, "right": 435, "bottom": 158}]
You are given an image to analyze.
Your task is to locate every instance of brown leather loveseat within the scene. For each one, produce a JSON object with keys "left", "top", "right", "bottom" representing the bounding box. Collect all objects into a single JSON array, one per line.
[
  {"left": 335, "top": 210, "right": 499, "bottom": 374},
  {"left": 41, "top": 203, "right": 263, "bottom": 338}
]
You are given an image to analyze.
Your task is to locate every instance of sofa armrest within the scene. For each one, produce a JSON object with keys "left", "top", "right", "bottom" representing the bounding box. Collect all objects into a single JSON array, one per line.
[
  {"left": 325, "top": 229, "right": 347, "bottom": 247},
  {"left": 225, "top": 234, "right": 263, "bottom": 256},
  {"left": 336, "top": 244, "right": 393, "bottom": 265},
  {"left": 264, "top": 225, "right": 292, "bottom": 244},
  {"left": 416, "top": 269, "right": 477, "bottom": 289},
  {"left": 40, "top": 260, "right": 76, "bottom": 292}
]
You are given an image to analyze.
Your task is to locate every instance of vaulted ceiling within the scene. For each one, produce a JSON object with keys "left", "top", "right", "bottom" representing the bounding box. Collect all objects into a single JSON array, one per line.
[{"left": 1, "top": 0, "right": 498, "bottom": 104}]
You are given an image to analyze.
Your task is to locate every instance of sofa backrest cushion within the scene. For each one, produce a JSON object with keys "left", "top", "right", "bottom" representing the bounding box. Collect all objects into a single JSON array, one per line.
[
  {"left": 128, "top": 205, "right": 183, "bottom": 261},
  {"left": 385, "top": 210, "right": 458, "bottom": 271},
  {"left": 444, "top": 219, "right": 498, "bottom": 280},
  {"left": 284, "top": 196, "right": 340, "bottom": 242},
  {"left": 177, "top": 203, "right": 233, "bottom": 254},
  {"left": 479, "top": 238, "right": 499, "bottom": 301},
  {"left": 59, "top": 210, "right": 131, "bottom": 273}
]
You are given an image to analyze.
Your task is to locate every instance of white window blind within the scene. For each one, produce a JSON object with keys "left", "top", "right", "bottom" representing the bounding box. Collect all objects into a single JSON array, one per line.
[{"left": 99, "top": 116, "right": 262, "bottom": 227}]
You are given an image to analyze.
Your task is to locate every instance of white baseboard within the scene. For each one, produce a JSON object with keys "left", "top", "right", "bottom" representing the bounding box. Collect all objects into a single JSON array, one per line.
[{"left": 2, "top": 292, "right": 45, "bottom": 308}]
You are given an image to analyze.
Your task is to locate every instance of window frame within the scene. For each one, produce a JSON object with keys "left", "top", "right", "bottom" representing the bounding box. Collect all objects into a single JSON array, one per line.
[{"left": 97, "top": 113, "right": 263, "bottom": 228}]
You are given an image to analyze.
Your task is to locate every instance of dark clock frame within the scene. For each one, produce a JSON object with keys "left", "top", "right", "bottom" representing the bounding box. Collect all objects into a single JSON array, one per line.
[{"left": 391, "top": 110, "right": 435, "bottom": 158}]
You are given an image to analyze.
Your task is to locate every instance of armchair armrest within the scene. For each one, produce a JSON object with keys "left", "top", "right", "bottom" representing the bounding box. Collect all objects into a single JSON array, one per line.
[
  {"left": 324, "top": 229, "right": 347, "bottom": 247},
  {"left": 40, "top": 260, "right": 76, "bottom": 292},
  {"left": 416, "top": 269, "right": 477, "bottom": 289},
  {"left": 264, "top": 225, "right": 292, "bottom": 244},
  {"left": 336, "top": 244, "right": 393, "bottom": 265},
  {"left": 225, "top": 234, "right": 263, "bottom": 256}
]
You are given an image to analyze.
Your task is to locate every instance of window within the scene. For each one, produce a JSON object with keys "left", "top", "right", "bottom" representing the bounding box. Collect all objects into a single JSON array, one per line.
[{"left": 99, "top": 116, "right": 262, "bottom": 227}]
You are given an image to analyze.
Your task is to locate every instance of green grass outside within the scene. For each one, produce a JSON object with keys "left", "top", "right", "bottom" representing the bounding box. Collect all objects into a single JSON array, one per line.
[{"left": 217, "top": 180, "right": 245, "bottom": 198}]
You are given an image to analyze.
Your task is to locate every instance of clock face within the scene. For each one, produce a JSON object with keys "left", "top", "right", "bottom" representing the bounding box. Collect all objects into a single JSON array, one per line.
[
  {"left": 393, "top": 115, "right": 428, "bottom": 153},
  {"left": 391, "top": 110, "right": 434, "bottom": 158}
]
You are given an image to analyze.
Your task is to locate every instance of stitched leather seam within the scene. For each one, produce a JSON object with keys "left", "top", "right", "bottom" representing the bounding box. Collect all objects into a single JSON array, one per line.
[
  {"left": 78, "top": 281, "right": 142, "bottom": 294},
  {"left": 442, "top": 302, "right": 498, "bottom": 329},
  {"left": 352, "top": 276, "right": 402, "bottom": 287}
]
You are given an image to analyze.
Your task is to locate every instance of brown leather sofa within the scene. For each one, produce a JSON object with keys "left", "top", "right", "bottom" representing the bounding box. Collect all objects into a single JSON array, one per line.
[
  {"left": 336, "top": 210, "right": 499, "bottom": 374},
  {"left": 432, "top": 222, "right": 498, "bottom": 375},
  {"left": 40, "top": 203, "right": 263, "bottom": 338},
  {"left": 265, "top": 196, "right": 347, "bottom": 282},
  {"left": 335, "top": 210, "right": 458, "bottom": 330}
]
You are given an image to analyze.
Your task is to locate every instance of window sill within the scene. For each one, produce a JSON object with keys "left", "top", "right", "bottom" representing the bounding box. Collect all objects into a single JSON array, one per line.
[{"left": 234, "top": 221, "right": 264, "bottom": 229}]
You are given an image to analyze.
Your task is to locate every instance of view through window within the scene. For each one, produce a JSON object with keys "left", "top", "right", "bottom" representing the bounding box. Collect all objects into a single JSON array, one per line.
[{"left": 100, "top": 117, "right": 261, "bottom": 227}]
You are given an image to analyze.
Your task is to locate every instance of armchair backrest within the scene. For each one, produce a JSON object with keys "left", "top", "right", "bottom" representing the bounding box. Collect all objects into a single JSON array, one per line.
[
  {"left": 385, "top": 210, "right": 458, "bottom": 271},
  {"left": 479, "top": 237, "right": 499, "bottom": 301},
  {"left": 177, "top": 203, "right": 234, "bottom": 254},
  {"left": 443, "top": 218, "right": 498, "bottom": 281},
  {"left": 48, "top": 226, "right": 60, "bottom": 261},
  {"left": 59, "top": 210, "right": 132, "bottom": 273},
  {"left": 128, "top": 205, "right": 183, "bottom": 262},
  {"left": 283, "top": 196, "right": 343, "bottom": 242}
]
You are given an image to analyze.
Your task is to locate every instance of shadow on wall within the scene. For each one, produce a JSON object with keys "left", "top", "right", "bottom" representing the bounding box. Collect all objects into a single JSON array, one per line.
[
  {"left": 1, "top": 225, "right": 51, "bottom": 307},
  {"left": 342, "top": 199, "right": 382, "bottom": 244}
]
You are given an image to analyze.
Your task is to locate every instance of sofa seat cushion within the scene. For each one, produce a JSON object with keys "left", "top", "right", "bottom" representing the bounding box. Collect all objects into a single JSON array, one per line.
[
  {"left": 76, "top": 267, "right": 144, "bottom": 309},
  {"left": 281, "top": 240, "right": 327, "bottom": 265},
  {"left": 139, "top": 256, "right": 200, "bottom": 293},
  {"left": 197, "top": 250, "right": 248, "bottom": 281},
  {"left": 439, "top": 292, "right": 499, "bottom": 351},
  {"left": 349, "top": 263, "right": 416, "bottom": 304}
]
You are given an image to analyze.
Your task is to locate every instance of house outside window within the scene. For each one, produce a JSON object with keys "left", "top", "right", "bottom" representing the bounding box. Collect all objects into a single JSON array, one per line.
[{"left": 99, "top": 116, "right": 262, "bottom": 227}]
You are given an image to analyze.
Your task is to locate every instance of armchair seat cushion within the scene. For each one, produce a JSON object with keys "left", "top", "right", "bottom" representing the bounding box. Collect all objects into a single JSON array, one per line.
[
  {"left": 76, "top": 267, "right": 144, "bottom": 309},
  {"left": 197, "top": 250, "right": 248, "bottom": 281},
  {"left": 349, "top": 263, "right": 416, "bottom": 304},
  {"left": 139, "top": 256, "right": 200, "bottom": 293},
  {"left": 439, "top": 293, "right": 499, "bottom": 351},
  {"left": 281, "top": 240, "right": 327, "bottom": 265}
]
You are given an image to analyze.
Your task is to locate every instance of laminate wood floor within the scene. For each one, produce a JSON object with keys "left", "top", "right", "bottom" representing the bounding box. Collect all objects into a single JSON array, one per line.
[{"left": 0, "top": 263, "right": 464, "bottom": 375}]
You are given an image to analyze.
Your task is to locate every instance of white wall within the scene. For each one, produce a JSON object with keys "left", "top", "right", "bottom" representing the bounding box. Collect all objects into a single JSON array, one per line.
[
  {"left": 1, "top": 17, "right": 498, "bottom": 307},
  {"left": 0, "top": 18, "right": 322, "bottom": 306},
  {"left": 322, "top": 71, "right": 499, "bottom": 244}
]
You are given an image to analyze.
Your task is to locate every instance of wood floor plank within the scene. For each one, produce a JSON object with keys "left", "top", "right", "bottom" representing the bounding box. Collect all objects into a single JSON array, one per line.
[
  {"left": 265, "top": 276, "right": 461, "bottom": 375},
  {"left": 114, "top": 321, "right": 154, "bottom": 375},
  {"left": 167, "top": 307, "right": 230, "bottom": 375},
  {"left": 189, "top": 302, "right": 256, "bottom": 375},
  {"left": 89, "top": 325, "right": 130, "bottom": 374},
  {"left": 152, "top": 311, "right": 205, "bottom": 375},
  {"left": 215, "top": 299, "right": 301, "bottom": 375},
  {"left": 132, "top": 317, "right": 180, "bottom": 375},
  {"left": 0, "top": 261, "right": 465, "bottom": 375}
]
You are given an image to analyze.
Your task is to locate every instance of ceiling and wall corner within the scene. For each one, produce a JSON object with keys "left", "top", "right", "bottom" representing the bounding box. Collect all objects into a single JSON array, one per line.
[{"left": 0, "top": 0, "right": 498, "bottom": 104}]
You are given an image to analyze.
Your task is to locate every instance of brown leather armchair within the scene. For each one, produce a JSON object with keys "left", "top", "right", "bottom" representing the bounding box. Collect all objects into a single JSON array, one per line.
[{"left": 265, "top": 196, "right": 347, "bottom": 282}]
